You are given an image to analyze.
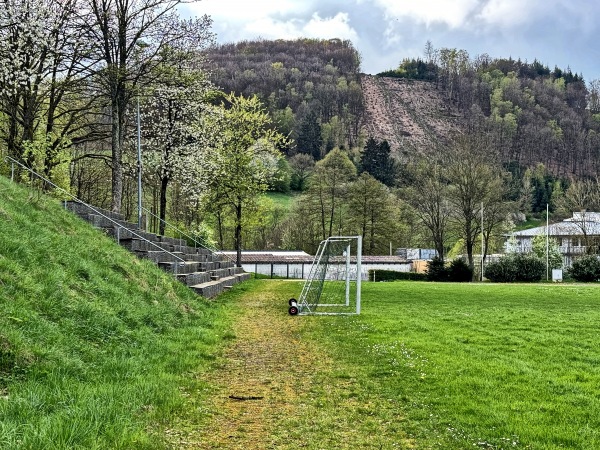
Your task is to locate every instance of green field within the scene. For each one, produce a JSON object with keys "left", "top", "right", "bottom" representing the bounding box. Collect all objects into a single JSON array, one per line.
[
  {"left": 265, "top": 191, "right": 298, "bottom": 209},
  {"left": 257, "top": 281, "right": 600, "bottom": 449}
]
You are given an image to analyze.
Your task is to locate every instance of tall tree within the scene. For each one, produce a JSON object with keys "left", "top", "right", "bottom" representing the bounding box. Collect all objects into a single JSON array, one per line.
[
  {"left": 200, "top": 94, "right": 286, "bottom": 266},
  {"left": 307, "top": 148, "right": 356, "bottom": 239},
  {"left": 347, "top": 172, "right": 398, "bottom": 254},
  {"left": 404, "top": 163, "right": 452, "bottom": 261},
  {"left": 142, "top": 78, "right": 217, "bottom": 235},
  {"left": 296, "top": 110, "right": 323, "bottom": 160},
  {"left": 289, "top": 153, "right": 315, "bottom": 191},
  {"left": 83, "top": 0, "right": 212, "bottom": 212},
  {"left": 445, "top": 134, "right": 506, "bottom": 268},
  {"left": 359, "top": 137, "right": 396, "bottom": 187},
  {"left": 141, "top": 33, "right": 215, "bottom": 235}
]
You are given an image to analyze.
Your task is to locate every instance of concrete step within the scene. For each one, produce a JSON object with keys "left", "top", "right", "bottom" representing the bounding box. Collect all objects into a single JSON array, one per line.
[
  {"left": 66, "top": 201, "right": 125, "bottom": 222},
  {"left": 138, "top": 250, "right": 185, "bottom": 264},
  {"left": 158, "top": 261, "right": 201, "bottom": 275},
  {"left": 217, "top": 260, "right": 236, "bottom": 269},
  {"left": 210, "top": 267, "right": 236, "bottom": 280},
  {"left": 103, "top": 227, "right": 159, "bottom": 242},
  {"left": 86, "top": 213, "right": 135, "bottom": 230},
  {"left": 236, "top": 272, "right": 252, "bottom": 282},
  {"left": 66, "top": 200, "right": 251, "bottom": 298},
  {"left": 199, "top": 261, "right": 218, "bottom": 271},
  {"left": 157, "top": 235, "right": 186, "bottom": 247},
  {"left": 232, "top": 266, "right": 246, "bottom": 275},
  {"left": 122, "top": 239, "right": 174, "bottom": 252},
  {"left": 176, "top": 271, "right": 212, "bottom": 286},
  {"left": 191, "top": 279, "right": 224, "bottom": 298}
]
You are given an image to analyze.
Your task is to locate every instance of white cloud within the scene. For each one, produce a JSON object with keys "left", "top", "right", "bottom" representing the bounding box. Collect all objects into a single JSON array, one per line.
[
  {"left": 304, "top": 12, "right": 359, "bottom": 41},
  {"left": 243, "top": 12, "right": 358, "bottom": 42},
  {"left": 186, "top": 2, "right": 357, "bottom": 43},
  {"left": 372, "top": 0, "right": 480, "bottom": 28},
  {"left": 243, "top": 17, "right": 304, "bottom": 40},
  {"left": 478, "top": 0, "right": 544, "bottom": 27},
  {"left": 192, "top": 0, "right": 307, "bottom": 21}
]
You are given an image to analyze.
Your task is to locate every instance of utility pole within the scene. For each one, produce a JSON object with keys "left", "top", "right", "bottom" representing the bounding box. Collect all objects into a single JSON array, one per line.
[{"left": 137, "top": 97, "right": 143, "bottom": 229}]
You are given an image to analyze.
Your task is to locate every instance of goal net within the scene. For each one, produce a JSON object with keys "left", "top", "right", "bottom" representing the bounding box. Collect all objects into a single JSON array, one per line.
[{"left": 289, "top": 236, "right": 362, "bottom": 315}]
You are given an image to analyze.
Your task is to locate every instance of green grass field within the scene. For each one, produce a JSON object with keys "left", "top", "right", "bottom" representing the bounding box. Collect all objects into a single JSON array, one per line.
[{"left": 268, "top": 281, "right": 600, "bottom": 449}]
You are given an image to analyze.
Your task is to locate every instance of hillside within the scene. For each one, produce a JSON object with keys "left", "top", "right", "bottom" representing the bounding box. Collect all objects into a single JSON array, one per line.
[
  {"left": 361, "top": 75, "right": 461, "bottom": 158},
  {"left": 366, "top": 56, "right": 600, "bottom": 179},
  {"left": 206, "top": 38, "right": 364, "bottom": 154},
  {"left": 0, "top": 176, "right": 231, "bottom": 448},
  {"left": 207, "top": 39, "right": 600, "bottom": 180}
]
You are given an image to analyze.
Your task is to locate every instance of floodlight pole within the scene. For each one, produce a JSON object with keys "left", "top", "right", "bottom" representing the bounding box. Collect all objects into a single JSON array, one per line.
[
  {"left": 546, "top": 203, "right": 549, "bottom": 281},
  {"left": 137, "top": 96, "right": 143, "bottom": 230},
  {"left": 481, "top": 202, "right": 484, "bottom": 281},
  {"left": 356, "top": 235, "right": 362, "bottom": 315}
]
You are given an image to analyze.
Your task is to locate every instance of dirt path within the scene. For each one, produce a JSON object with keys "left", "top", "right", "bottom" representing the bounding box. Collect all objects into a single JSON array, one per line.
[{"left": 170, "top": 281, "right": 328, "bottom": 449}]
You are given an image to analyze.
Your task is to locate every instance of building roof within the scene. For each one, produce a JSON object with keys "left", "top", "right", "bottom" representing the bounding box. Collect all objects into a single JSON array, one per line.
[
  {"left": 218, "top": 251, "right": 409, "bottom": 264},
  {"left": 511, "top": 212, "right": 600, "bottom": 237}
]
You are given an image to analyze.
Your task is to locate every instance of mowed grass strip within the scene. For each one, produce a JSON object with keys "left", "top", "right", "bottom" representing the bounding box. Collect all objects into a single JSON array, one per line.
[{"left": 198, "top": 280, "right": 600, "bottom": 449}]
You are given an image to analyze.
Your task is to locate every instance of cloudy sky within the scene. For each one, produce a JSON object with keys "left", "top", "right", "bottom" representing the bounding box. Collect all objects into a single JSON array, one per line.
[{"left": 181, "top": 0, "right": 599, "bottom": 81}]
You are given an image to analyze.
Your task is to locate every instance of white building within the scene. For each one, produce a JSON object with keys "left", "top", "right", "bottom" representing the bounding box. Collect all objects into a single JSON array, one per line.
[
  {"left": 508, "top": 212, "right": 600, "bottom": 266},
  {"left": 219, "top": 251, "right": 412, "bottom": 280}
]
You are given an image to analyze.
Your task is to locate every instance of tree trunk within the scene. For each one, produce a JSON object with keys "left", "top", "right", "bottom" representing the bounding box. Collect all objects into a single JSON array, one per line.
[
  {"left": 235, "top": 201, "right": 243, "bottom": 267},
  {"left": 111, "top": 101, "right": 123, "bottom": 213},
  {"left": 159, "top": 175, "right": 169, "bottom": 235},
  {"left": 216, "top": 210, "right": 224, "bottom": 249}
]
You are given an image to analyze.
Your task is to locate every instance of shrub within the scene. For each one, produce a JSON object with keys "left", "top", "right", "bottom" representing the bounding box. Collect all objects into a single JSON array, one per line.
[
  {"left": 515, "top": 253, "right": 546, "bottom": 282},
  {"left": 485, "top": 257, "right": 518, "bottom": 282},
  {"left": 426, "top": 257, "right": 449, "bottom": 281},
  {"left": 448, "top": 258, "right": 473, "bottom": 282},
  {"left": 369, "top": 270, "right": 428, "bottom": 281},
  {"left": 485, "top": 254, "right": 545, "bottom": 282},
  {"left": 568, "top": 255, "right": 600, "bottom": 282}
]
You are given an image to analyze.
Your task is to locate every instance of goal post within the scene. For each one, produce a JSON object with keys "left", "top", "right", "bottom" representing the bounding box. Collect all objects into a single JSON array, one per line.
[{"left": 288, "top": 235, "right": 362, "bottom": 316}]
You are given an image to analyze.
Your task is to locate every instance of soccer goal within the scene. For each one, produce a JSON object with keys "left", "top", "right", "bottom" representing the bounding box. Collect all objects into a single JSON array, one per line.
[{"left": 288, "top": 235, "right": 362, "bottom": 316}]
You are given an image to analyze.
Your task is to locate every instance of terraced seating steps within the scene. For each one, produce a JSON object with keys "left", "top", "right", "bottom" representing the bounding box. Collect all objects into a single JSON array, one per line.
[{"left": 65, "top": 201, "right": 250, "bottom": 298}]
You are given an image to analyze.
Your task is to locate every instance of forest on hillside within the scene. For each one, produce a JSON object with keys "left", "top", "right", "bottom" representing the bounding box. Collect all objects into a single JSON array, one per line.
[
  {"left": 206, "top": 38, "right": 364, "bottom": 156},
  {"left": 380, "top": 47, "right": 600, "bottom": 179}
]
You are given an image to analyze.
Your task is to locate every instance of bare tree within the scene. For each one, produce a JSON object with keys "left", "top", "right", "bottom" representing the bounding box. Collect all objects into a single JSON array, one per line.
[
  {"left": 445, "top": 134, "right": 506, "bottom": 268},
  {"left": 404, "top": 162, "right": 452, "bottom": 261}
]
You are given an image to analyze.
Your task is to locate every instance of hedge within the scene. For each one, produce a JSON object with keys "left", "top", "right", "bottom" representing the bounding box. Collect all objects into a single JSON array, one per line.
[{"left": 369, "top": 269, "right": 428, "bottom": 281}]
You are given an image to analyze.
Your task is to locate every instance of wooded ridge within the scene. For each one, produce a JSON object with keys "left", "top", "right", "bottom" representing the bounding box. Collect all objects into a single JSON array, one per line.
[{"left": 207, "top": 38, "right": 600, "bottom": 179}]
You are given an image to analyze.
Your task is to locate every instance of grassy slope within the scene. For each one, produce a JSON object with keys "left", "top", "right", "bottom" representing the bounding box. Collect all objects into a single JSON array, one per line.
[
  {"left": 265, "top": 191, "right": 297, "bottom": 210},
  {"left": 0, "top": 177, "right": 233, "bottom": 449}
]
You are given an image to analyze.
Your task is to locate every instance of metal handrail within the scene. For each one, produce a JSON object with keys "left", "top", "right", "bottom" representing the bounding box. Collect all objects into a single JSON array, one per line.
[
  {"left": 4, "top": 156, "right": 186, "bottom": 274},
  {"left": 141, "top": 206, "right": 236, "bottom": 265}
]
